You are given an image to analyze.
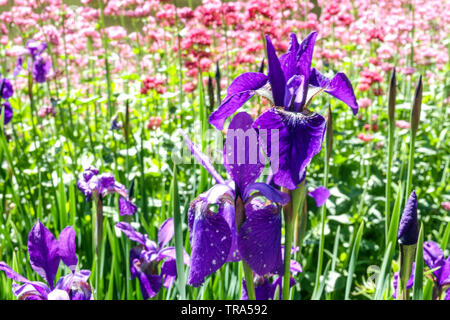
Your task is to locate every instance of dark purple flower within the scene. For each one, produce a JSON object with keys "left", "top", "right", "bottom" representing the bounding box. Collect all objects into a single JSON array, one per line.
[
  {"left": 423, "top": 241, "right": 450, "bottom": 290},
  {"left": 182, "top": 112, "right": 289, "bottom": 287},
  {"left": 1, "top": 101, "right": 13, "bottom": 125},
  {"left": 14, "top": 40, "right": 51, "bottom": 83},
  {"left": 308, "top": 186, "right": 330, "bottom": 207},
  {"left": 0, "top": 220, "right": 92, "bottom": 300},
  {"left": 77, "top": 166, "right": 137, "bottom": 216},
  {"left": 397, "top": 191, "right": 419, "bottom": 245},
  {"left": 241, "top": 247, "right": 301, "bottom": 300},
  {"left": 116, "top": 219, "right": 190, "bottom": 299},
  {"left": 392, "top": 263, "right": 415, "bottom": 299},
  {"left": 0, "top": 77, "right": 14, "bottom": 100},
  {"left": 209, "top": 32, "right": 357, "bottom": 190}
]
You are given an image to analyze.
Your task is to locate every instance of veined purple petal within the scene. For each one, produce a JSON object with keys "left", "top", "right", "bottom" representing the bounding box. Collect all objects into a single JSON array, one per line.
[
  {"left": 180, "top": 129, "right": 226, "bottom": 185},
  {"left": 160, "top": 258, "right": 177, "bottom": 289},
  {"left": 398, "top": 191, "right": 419, "bottom": 245},
  {"left": 76, "top": 179, "right": 92, "bottom": 201},
  {"left": 12, "top": 282, "right": 49, "bottom": 300},
  {"left": 279, "top": 33, "right": 300, "bottom": 82},
  {"left": 158, "top": 218, "right": 174, "bottom": 249},
  {"left": 220, "top": 202, "right": 241, "bottom": 262},
  {"left": 438, "top": 259, "right": 450, "bottom": 287},
  {"left": 27, "top": 220, "right": 60, "bottom": 289},
  {"left": 284, "top": 75, "right": 306, "bottom": 112},
  {"left": 296, "top": 31, "right": 318, "bottom": 81},
  {"left": 309, "top": 69, "right": 358, "bottom": 115},
  {"left": 137, "top": 272, "right": 162, "bottom": 300},
  {"left": 55, "top": 270, "right": 92, "bottom": 300},
  {"left": 243, "top": 182, "right": 290, "bottom": 205},
  {"left": 0, "top": 261, "right": 30, "bottom": 283},
  {"left": 48, "top": 289, "right": 70, "bottom": 300},
  {"left": 254, "top": 108, "right": 326, "bottom": 190},
  {"left": 97, "top": 173, "right": 116, "bottom": 196},
  {"left": 58, "top": 226, "right": 77, "bottom": 272},
  {"left": 157, "top": 246, "right": 191, "bottom": 266},
  {"left": 238, "top": 205, "right": 282, "bottom": 275},
  {"left": 82, "top": 166, "right": 99, "bottom": 181},
  {"left": 187, "top": 202, "right": 232, "bottom": 287},
  {"left": 118, "top": 197, "right": 137, "bottom": 216},
  {"left": 2, "top": 101, "right": 13, "bottom": 125},
  {"left": 224, "top": 112, "right": 264, "bottom": 193},
  {"left": 209, "top": 72, "right": 268, "bottom": 130},
  {"left": 116, "top": 222, "right": 151, "bottom": 249},
  {"left": 308, "top": 186, "right": 331, "bottom": 207},
  {"left": 266, "top": 35, "right": 286, "bottom": 107}
]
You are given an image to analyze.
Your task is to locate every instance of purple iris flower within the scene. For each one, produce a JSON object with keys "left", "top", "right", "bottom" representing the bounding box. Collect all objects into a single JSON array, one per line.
[
  {"left": 392, "top": 263, "right": 415, "bottom": 299},
  {"left": 0, "top": 75, "right": 14, "bottom": 125},
  {"left": 397, "top": 191, "right": 419, "bottom": 245},
  {"left": 423, "top": 241, "right": 450, "bottom": 294},
  {"left": 14, "top": 40, "right": 51, "bottom": 83},
  {"left": 116, "top": 219, "right": 191, "bottom": 299},
  {"left": 0, "top": 220, "right": 92, "bottom": 300},
  {"left": 77, "top": 165, "right": 137, "bottom": 216},
  {"left": 241, "top": 246, "right": 302, "bottom": 300},
  {"left": 182, "top": 112, "right": 289, "bottom": 287},
  {"left": 209, "top": 32, "right": 357, "bottom": 190},
  {"left": 308, "top": 186, "right": 330, "bottom": 207}
]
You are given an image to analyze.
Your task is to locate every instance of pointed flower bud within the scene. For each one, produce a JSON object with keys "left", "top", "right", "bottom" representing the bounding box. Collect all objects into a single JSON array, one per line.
[
  {"left": 388, "top": 68, "right": 396, "bottom": 123},
  {"left": 410, "top": 76, "right": 422, "bottom": 137},
  {"left": 398, "top": 191, "right": 419, "bottom": 245}
]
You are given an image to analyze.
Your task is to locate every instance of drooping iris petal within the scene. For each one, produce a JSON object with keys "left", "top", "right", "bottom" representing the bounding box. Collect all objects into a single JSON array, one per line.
[
  {"left": 266, "top": 35, "right": 286, "bottom": 107},
  {"left": 27, "top": 220, "right": 60, "bottom": 289},
  {"left": 224, "top": 112, "right": 264, "bottom": 193},
  {"left": 238, "top": 205, "right": 282, "bottom": 276},
  {"left": 243, "top": 182, "right": 290, "bottom": 205},
  {"left": 423, "top": 241, "right": 444, "bottom": 270},
  {"left": 58, "top": 226, "right": 77, "bottom": 271},
  {"left": 254, "top": 108, "right": 326, "bottom": 190},
  {"left": 209, "top": 72, "right": 268, "bottom": 130},
  {"left": 309, "top": 69, "right": 358, "bottom": 115},
  {"left": 398, "top": 191, "right": 419, "bottom": 245},
  {"left": 437, "top": 259, "right": 450, "bottom": 287},
  {"left": 0, "top": 262, "right": 30, "bottom": 283},
  {"left": 187, "top": 203, "right": 232, "bottom": 287},
  {"left": 308, "top": 186, "right": 331, "bottom": 207},
  {"left": 160, "top": 258, "right": 177, "bottom": 289},
  {"left": 118, "top": 197, "right": 137, "bottom": 216},
  {"left": 12, "top": 282, "right": 49, "bottom": 300},
  {"left": 158, "top": 218, "right": 174, "bottom": 249},
  {"left": 137, "top": 272, "right": 162, "bottom": 300},
  {"left": 116, "top": 222, "right": 151, "bottom": 248},
  {"left": 0, "top": 78, "right": 13, "bottom": 99}
]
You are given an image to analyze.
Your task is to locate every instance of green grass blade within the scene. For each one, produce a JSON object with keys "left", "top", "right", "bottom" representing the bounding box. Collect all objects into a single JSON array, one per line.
[
  {"left": 345, "top": 221, "right": 364, "bottom": 300},
  {"left": 412, "top": 223, "right": 424, "bottom": 300}
]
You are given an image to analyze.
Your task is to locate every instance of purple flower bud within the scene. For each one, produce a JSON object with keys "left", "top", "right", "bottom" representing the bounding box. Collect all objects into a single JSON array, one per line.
[
  {"left": 0, "top": 77, "right": 14, "bottom": 100},
  {"left": 398, "top": 191, "right": 419, "bottom": 245}
]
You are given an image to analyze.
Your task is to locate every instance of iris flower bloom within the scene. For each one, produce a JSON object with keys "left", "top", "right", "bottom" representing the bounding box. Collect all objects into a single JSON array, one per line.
[
  {"left": 14, "top": 40, "right": 51, "bottom": 83},
  {"left": 77, "top": 166, "right": 137, "bottom": 216},
  {"left": 183, "top": 112, "right": 289, "bottom": 287},
  {"left": 0, "top": 220, "right": 92, "bottom": 300},
  {"left": 209, "top": 32, "right": 358, "bottom": 189},
  {"left": 308, "top": 186, "right": 330, "bottom": 207},
  {"left": 241, "top": 247, "right": 302, "bottom": 300},
  {"left": 116, "top": 219, "right": 190, "bottom": 299},
  {"left": 423, "top": 241, "right": 450, "bottom": 298}
]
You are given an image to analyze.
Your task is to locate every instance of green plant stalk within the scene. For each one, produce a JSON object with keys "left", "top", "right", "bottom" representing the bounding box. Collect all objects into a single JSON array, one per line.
[
  {"left": 405, "top": 134, "right": 416, "bottom": 204},
  {"left": 242, "top": 261, "right": 255, "bottom": 300},
  {"left": 345, "top": 221, "right": 364, "bottom": 300},
  {"left": 171, "top": 165, "right": 186, "bottom": 300},
  {"left": 398, "top": 243, "right": 417, "bottom": 300},
  {"left": 412, "top": 224, "right": 424, "bottom": 300},
  {"left": 94, "top": 196, "right": 103, "bottom": 299},
  {"left": 282, "top": 182, "right": 306, "bottom": 300}
]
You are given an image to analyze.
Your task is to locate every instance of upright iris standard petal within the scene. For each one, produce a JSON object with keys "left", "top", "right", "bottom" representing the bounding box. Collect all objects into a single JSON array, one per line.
[
  {"left": 158, "top": 218, "right": 174, "bottom": 249},
  {"left": 398, "top": 191, "right": 419, "bottom": 245},
  {"left": 279, "top": 33, "right": 300, "bottom": 82},
  {"left": 58, "top": 227, "right": 78, "bottom": 272},
  {"left": 27, "top": 220, "right": 60, "bottom": 289},
  {"left": 254, "top": 108, "right": 326, "bottom": 190},
  {"left": 160, "top": 259, "right": 177, "bottom": 288},
  {"left": 308, "top": 186, "right": 331, "bottom": 207},
  {"left": 266, "top": 35, "right": 286, "bottom": 107},
  {"left": 224, "top": 112, "right": 264, "bottom": 193},
  {"left": 309, "top": 69, "right": 359, "bottom": 115},
  {"left": 296, "top": 31, "right": 318, "bottom": 81},
  {"left": 209, "top": 72, "right": 268, "bottom": 130},
  {"left": 238, "top": 205, "right": 283, "bottom": 275},
  {"left": 187, "top": 202, "right": 232, "bottom": 287}
]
